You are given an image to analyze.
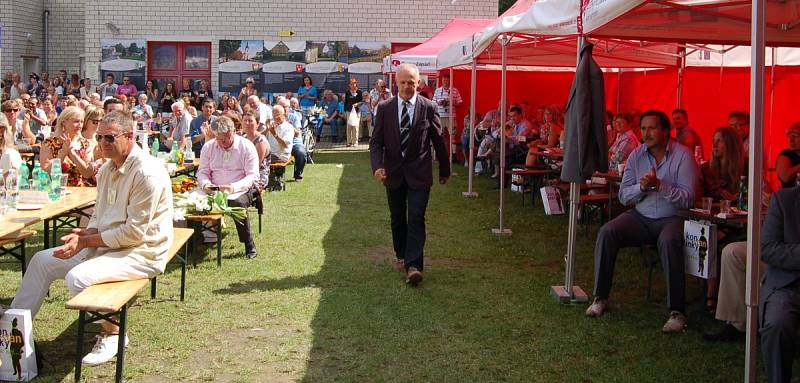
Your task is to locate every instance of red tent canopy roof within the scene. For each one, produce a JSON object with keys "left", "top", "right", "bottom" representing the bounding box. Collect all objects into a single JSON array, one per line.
[{"left": 388, "top": 18, "right": 496, "bottom": 72}]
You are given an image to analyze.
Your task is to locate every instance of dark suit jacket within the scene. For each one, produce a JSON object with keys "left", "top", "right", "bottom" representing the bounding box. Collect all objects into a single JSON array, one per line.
[
  {"left": 761, "top": 186, "right": 800, "bottom": 297},
  {"left": 369, "top": 95, "right": 451, "bottom": 189},
  {"left": 561, "top": 43, "right": 608, "bottom": 183}
]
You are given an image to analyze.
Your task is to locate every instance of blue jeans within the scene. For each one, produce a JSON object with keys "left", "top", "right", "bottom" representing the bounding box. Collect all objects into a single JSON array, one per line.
[
  {"left": 291, "top": 144, "right": 307, "bottom": 179},
  {"left": 316, "top": 118, "right": 338, "bottom": 140}
]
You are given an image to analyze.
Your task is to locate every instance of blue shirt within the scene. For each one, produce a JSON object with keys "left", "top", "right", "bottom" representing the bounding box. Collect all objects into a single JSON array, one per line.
[
  {"left": 287, "top": 108, "right": 302, "bottom": 130},
  {"left": 619, "top": 139, "right": 698, "bottom": 219},
  {"left": 320, "top": 97, "right": 338, "bottom": 117},
  {"left": 297, "top": 86, "right": 318, "bottom": 108},
  {"left": 189, "top": 114, "right": 216, "bottom": 155}
]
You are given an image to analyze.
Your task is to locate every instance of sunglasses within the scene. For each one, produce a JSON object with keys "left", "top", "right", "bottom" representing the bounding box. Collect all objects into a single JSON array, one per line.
[
  {"left": 3, "top": 108, "right": 20, "bottom": 113},
  {"left": 91, "top": 119, "right": 102, "bottom": 124},
  {"left": 95, "top": 132, "right": 128, "bottom": 143}
]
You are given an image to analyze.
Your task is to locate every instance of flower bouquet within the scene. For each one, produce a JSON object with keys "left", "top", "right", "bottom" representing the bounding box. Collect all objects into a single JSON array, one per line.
[
  {"left": 173, "top": 190, "right": 246, "bottom": 221},
  {"left": 310, "top": 105, "right": 328, "bottom": 118}
]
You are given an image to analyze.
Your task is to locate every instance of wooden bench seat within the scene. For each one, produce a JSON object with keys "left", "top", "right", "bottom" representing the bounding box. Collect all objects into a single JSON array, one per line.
[
  {"left": 65, "top": 227, "right": 194, "bottom": 383},
  {"left": 185, "top": 214, "right": 224, "bottom": 267},
  {"left": 0, "top": 229, "right": 37, "bottom": 277},
  {"left": 268, "top": 156, "right": 295, "bottom": 191}
]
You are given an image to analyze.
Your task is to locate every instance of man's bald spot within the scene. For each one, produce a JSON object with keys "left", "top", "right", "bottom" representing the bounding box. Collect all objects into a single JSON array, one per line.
[{"left": 397, "top": 63, "right": 420, "bottom": 80}]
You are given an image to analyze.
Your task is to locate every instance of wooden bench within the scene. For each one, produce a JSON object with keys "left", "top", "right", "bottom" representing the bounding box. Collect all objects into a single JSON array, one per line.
[
  {"left": 0, "top": 230, "right": 37, "bottom": 277},
  {"left": 185, "top": 214, "right": 223, "bottom": 267},
  {"left": 65, "top": 227, "right": 194, "bottom": 383},
  {"left": 268, "top": 156, "right": 295, "bottom": 191},
  {"left": 511, "top": 167, "right": 555, "bottom": 207}
]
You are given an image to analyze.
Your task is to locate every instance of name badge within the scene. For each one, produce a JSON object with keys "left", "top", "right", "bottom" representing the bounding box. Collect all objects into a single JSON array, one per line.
[{"left": 108, "top": 190, "right": 117, "bottom": 205}]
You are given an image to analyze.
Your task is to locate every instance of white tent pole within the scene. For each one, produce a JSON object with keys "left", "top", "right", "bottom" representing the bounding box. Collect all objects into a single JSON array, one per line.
[
  {"left": 745, "top": 1, "right": 765, "bottom": 381},
  {"left": 768, "top": 47, "right": 776, "bottom": 167},
  {"left": 464, "top": 60, "right": 479, "bottom": 198},
  {"left": 677, "top": 48, "right": 686, "bottom": 109},
  {"left": 616, "top": 69, "right": 622, "bottom": 113},
  {"left": 448, "top": 67, "right": 455, "bottom": 175},
  {"left": 493, "top": 34, "right": 512, "bottom": 236}
]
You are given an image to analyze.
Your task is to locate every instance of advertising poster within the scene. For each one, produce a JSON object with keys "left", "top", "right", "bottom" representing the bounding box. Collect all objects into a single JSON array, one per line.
[
  {"left": 306, "top": 41, "right": 350, "bottom": 94},
  {"left": 347, "top": 41, "right": 390, "bottom": 91},
  {"left": 218, "top": 40, "right": 265, "bottom": 95},
  {"left": 262, "top": 41, "right": 307, "bottom": 93},
  {"left": 100, "top": 39, "right": 146, "bottom": 90}
]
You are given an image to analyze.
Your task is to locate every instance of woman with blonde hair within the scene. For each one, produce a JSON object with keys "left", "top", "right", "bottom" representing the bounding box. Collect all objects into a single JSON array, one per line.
[
  {"left": 0, "top": 114, "right": 22, "bottom": 177},
  {"left": 82, "top": 106, "right": 105, "bottom": 161},
  {"left": 40, "top": 106, "right": 96, "bottom": 186},
  {"left": 540, "top": 105, "right": 563, "bottom": 148}
]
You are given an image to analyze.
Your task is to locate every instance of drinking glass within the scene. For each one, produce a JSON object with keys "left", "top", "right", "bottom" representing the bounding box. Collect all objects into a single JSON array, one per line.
[
  {"left": 702, "top": 197, "right": 713, "bottom": 214},
  {"left": 60, "top": 177, "right": 69, "bottom": 197},
  {"left": 720, "top": 200, "right": 731, "bottom": 216}
]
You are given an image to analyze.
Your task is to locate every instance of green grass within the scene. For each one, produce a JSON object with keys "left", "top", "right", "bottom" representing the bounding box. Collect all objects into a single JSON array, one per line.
[{"left": 0, "top": 150, "right": 766, "bottom": 382}]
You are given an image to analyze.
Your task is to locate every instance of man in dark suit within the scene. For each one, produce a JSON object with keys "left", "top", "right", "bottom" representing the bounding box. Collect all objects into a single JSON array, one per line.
[
  {"left": 760, "top": 186, "right": 800, "bottom": 382},
  {"left": 369, "top": 63, "right": 451, "bottom": 286}
]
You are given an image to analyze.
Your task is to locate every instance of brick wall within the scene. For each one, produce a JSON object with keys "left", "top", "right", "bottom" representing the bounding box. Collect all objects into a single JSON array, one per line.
[
  {"left": 46, "top": 0, "right": 85, "bottom": 75},
  {"left": 0, "top": 0, "right": 45, "bottom": 76},
  {"left": 83, "top": 0, "right": 499, "bottom": 93}
]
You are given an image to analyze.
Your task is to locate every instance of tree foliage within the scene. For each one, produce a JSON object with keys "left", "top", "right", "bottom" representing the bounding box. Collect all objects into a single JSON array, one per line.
[{"left": 499, "top": 0, "right": 516, "bottom": 14}]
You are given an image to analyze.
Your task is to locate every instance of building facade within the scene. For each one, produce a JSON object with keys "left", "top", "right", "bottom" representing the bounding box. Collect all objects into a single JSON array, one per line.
[{"left": 2, "top": 0, "right": 498, "bottom": 95}]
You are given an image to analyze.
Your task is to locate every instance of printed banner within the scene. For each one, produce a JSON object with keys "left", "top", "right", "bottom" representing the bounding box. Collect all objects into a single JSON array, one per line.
[
  {"left": 683, "top": 220, "right": 718, "bottom": 279},
  {"left": 0, "top": 309, "right": 37, "bottom": 381},
  {"left": 100, "top": 39, "right": 146, "bottom": 91},
  {"left": 218, "top": 40, "right": 265, "bottom": 95}
]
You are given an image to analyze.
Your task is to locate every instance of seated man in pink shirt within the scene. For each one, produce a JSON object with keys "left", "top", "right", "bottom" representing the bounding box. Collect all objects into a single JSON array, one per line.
[
  {"left": 196, "top": 115, "right": 260, "bottom": 258},
  {"left": 115, "top": 76, "right": 138, "bottom": 97}
]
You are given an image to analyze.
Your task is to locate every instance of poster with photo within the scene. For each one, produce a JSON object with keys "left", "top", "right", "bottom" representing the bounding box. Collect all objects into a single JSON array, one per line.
[
  {"left": 347, "top": 41, "right": 390, "bottom": 91},
  {"left": 218, "top": 40, "right": 265, "bottom": 95},
  {"left": 100, "top": 39, "right": 146, "bottom": 90},
  {"left": 305, "top": 61, "right": 349, "bottom": 94},
  {"left": 261, "top": 41, "right": 308, "bottom": 93}
]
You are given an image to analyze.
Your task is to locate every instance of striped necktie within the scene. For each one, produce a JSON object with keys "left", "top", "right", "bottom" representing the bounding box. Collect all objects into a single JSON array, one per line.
[{"left": 400, "top": 100, "right": 411, "bottom": 156}]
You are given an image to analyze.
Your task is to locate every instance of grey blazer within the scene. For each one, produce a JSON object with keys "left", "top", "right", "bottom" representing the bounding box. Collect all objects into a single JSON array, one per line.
[{"left": 761, "top": 186, "right": 800, "bottom": 297}]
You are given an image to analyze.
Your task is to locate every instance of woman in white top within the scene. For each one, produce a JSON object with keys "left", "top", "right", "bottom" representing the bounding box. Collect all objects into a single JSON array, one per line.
[{"left": 0, "top": 114, "right": 22, "bottom": 177}]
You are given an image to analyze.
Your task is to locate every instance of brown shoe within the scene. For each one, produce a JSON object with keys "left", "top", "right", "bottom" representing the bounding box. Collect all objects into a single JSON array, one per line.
[
  {"left": 393, "top": 259, "right": 405, "bottom": 273},
  {"left": 406, "top": 267, "right": 423, "bottom": 287}
]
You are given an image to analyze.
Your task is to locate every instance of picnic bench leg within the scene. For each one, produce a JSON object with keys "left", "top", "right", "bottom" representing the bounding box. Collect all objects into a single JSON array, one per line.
[
  {"left": 216, "top": 220, "right": 222, "bottom": 267},
  {"left": 21, "top": 240, "right": 26, "bottom": 276},
  {"left": 180, "top": 242, "right": 187, "bottom": 301},
  {"left": 74, "top": 310, "right": 86, "bottom": 383},
  {"left": 150, "top": 277, "right": 157, "bottom": 299},
  {"left": 190, "top": 221, "right": 200, "bottom": 268},
  {"left": 43, "top": 218, "right": 50, "bottom": 249},
  {"left": 115, "top": 305, "right": 128, "bottom": 383}
]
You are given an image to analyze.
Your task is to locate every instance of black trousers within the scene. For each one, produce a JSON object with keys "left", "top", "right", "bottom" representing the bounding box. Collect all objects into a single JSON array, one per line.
[
  {"left": 760, "top": 284, "right": 800, "bottom": 383},
  {"left": 386, "top": 180, "right": 431, "bottom": 271},
  {"left": 228, "top": 191, "right": 254, "bottom": 249},
  {"left": 593, "top": 209, "right": 686, "bottom": 313}
]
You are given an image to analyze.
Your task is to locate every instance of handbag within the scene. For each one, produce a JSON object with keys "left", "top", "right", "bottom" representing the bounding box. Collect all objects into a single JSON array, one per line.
[
  {"left": 347, "top": 105, "right": 360, "bottom": 127},
  {"left": 0, "top": 309, "right": 38, "bottom": 381}
]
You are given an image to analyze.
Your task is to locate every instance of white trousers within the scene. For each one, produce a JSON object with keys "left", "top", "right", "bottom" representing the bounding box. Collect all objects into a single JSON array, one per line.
[
  {"left": 11, "top": 248, "right": 160, "bottom": 319},
  {"left": 716, "top": 241, "right": 766, "bottom": 329}
]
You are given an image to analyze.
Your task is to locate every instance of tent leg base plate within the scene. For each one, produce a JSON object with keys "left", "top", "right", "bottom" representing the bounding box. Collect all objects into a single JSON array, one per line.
[
  {"left": 550, "top": 285, "right": 589, "bottom": 304},
  {"left": 492, "top": 228, "right": 512, "bottom": 236},
  {"left": 462, "top": 192, "right": 479, "bottom": 198}
]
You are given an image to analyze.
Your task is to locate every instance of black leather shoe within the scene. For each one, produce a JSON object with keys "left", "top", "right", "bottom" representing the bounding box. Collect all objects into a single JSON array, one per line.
[
  {"left": 702, "top": 323, "right": 744, "bottom": 342},
  {"left": 406, "top": 267, "right": 423, "bottom": 287}
]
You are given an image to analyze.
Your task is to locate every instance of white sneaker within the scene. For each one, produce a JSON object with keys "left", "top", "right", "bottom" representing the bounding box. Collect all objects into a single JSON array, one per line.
[
  {"left": 82, "top": 334, "right": 129, "bottom": 366},
  {"left": 662, "top": 311, "right": 688, "bottom": 333},
  {"left": 585, "top": 297, "right": 608, "bottom": 317}
]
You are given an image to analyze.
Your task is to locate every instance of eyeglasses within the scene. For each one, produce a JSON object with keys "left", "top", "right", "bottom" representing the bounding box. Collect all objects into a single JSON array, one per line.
[
  {"left": 95, "top": 132, "right": 128, "bottom": 143},
  {"left": 3, "top": 109, "right": 20, "bottom": 113}
]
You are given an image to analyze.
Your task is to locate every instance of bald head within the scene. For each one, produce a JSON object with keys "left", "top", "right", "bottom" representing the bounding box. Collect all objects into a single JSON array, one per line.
[{"left": 396, "top": 63, "right": 420, "bottom": 101}]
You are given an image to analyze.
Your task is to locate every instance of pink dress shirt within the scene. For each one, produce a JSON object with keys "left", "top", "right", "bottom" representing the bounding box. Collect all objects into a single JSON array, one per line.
[{"left": 197, "top": 135, "right": 259, "bottom": 199}]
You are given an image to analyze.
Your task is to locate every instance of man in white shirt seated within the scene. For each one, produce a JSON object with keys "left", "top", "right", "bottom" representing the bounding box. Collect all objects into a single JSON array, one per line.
[
  {"left": 196, "top": 116, "right": 260, "bottom": 259},
  {"left": 267, "top": 105, "right": 294, "bottom": 163},
  {"left": 7, "top": 111, "right": 173, "bottom": 366},
  {"left": 248, "top": 95, "right": 272, "bottom": 132}
]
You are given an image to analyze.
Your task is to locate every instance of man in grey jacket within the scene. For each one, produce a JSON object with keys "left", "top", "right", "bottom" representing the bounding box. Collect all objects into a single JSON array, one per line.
[{"left": 760, "top": 186, "right": 800, "bottom": 383}]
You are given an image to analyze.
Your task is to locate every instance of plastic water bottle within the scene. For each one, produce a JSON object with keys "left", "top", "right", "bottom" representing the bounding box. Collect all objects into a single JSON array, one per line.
[
  {"left": 18, "top": 165, "right": 30, "bottom": 190},
  {"left": 31, "top": 162, "right": 42, "bottom": 191},
  {"left": 37, "top": 164, "right": 50, "bottom": 193},
  {"left": 183, "top": 138, "right": 194, "bottom": 165},
  {"left": 49, "top": 160, "right": 62, "bottom": 201},
  {"left": 170, "top": 140, "right": 179, "bottom": 163},
  {"left": 738, "top": 176, "right": 748, "bottom": 211},
  {"left": 151, "top": 135, "right": 160, "bottom": 157},
  {"left": 5, "top": 169, "right": 18, "bottom": 212}
]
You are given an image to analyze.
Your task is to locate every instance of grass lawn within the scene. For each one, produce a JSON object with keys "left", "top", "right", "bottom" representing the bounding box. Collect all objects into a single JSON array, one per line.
[{"left": 0, "top": 150, "right": 766, "bottom": 382}]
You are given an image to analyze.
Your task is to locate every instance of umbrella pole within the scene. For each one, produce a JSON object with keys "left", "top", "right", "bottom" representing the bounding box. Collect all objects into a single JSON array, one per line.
[
  {"left": 493, "top": 34, "right": 511, "bottom": 236},
  {"left": 551, "top": 36, "right": 588, "bottom": 303},
  {"left": 464, "top": 61, "right": 479, "bottom": 198},
  {"left": 745, "top": 1, "right": 765, "bottom": 381}
]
